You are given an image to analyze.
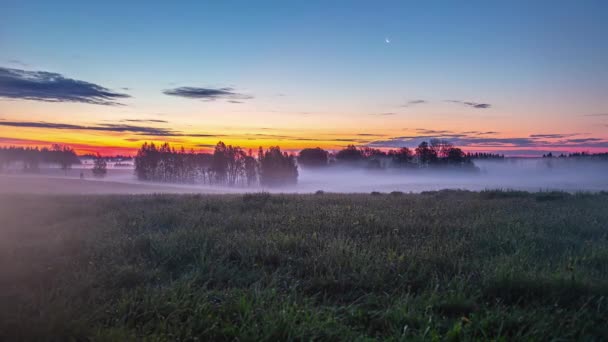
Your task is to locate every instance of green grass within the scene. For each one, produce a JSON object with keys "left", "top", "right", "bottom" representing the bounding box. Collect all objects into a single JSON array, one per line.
[{"left": 1, "top": 190, "right": 608, "bottom": 340}]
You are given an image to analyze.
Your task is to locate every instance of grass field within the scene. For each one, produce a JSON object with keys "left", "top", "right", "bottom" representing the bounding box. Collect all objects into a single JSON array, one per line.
[{"left": 1, "top": 191, "right": 608, "bottom": 340}]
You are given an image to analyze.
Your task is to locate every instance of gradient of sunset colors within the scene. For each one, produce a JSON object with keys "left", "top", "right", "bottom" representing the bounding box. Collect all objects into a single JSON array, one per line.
[{"left": 1, "top": 1, "right": 607, "bottom": 156}]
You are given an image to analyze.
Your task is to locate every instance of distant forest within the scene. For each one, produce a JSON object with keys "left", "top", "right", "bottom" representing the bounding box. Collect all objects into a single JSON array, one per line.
[
  {"left": 134, "top": 142, "right": 298, "bottom": 187},
  {"left": 1, "top": 140, "right": 606, "bottom": 187},
  {"left": 0, "top": 145, "right": 79, "bottom": 172},
  {"left": 132, "top": 139, "right": 478, "bottom": 187}
]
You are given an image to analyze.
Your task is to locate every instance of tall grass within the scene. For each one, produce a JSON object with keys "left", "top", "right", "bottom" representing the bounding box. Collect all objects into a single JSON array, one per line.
[{"left": 1, "top": 191, "right": 607, "bottom": 340}]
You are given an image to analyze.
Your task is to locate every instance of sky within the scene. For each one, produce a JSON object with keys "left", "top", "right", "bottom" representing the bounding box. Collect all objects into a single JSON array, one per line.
[{"left": 1, "top": 0, "right": 607, "bottom": 156}]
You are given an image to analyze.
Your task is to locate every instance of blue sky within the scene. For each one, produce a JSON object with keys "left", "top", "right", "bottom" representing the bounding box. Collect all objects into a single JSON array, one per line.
[{"left": 1, "top": 0, "right": 607, "bottom": 155}]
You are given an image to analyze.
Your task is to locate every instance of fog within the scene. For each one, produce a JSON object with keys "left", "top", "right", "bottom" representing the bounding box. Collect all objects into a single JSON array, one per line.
[
  {"left": 1, "top": 158, "right": 606, "bottom": 195},
  {"left": 296, "top": 159, "right": 608, "bottom": 193}
]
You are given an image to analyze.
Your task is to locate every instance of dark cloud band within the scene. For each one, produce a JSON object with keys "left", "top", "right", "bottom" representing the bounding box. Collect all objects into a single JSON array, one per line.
[
  {"left": 163, "top": 87, "right": 252, "bottom": 102},
  {"left": 447, "top": 100, "right": 491, "bottom": 109},
  {"left": 0, "top": 67, "right": 130, "bottom": 105}
]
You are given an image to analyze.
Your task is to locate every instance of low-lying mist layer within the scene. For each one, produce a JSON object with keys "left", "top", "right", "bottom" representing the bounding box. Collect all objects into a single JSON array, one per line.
[
  {"left": 297, "top": 158, "right": 608, "bottom": 193},
  {"left": 1, "top": 157, "right": 607, "bottom": 194}
]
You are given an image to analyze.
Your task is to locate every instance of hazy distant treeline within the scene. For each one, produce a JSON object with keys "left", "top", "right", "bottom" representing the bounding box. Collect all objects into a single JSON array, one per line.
[
  {"left": 134, "top": 142, "right": 297, "bottom": 187},
  {"left": 300, "top": 139, "right": 478, "bottom": 170},
  {"left": 543, "top": 152, "right": 608, "bottom": 159},
  {"left": 0, "top": 145, "right": 79, "bottom": 172}
]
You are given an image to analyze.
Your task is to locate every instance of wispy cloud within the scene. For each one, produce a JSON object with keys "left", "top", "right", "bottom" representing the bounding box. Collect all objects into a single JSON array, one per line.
[
  {"left": 415, "top": 128, "right": 459, "bottom": 135},
  {"left": 369, "top": 112, "right": 397, "bottom": 116},
  {"left": 366, "top": 130, "right": 608, "bottom": 149},
  {"left": 163, "top": 86, "right": 253, "bottom": 102},
  {"left": 122, "top": 119, "right": 169, "bottom": 123},
  {"left": 401, "top": 99, "right": 427, "bottom": 107},
  {"left": 6, "top": 59, "right": 29, "bottom": 68},
  {"left": 0, "top": 67, "right": 130, "bottom": 105},
  {"left": 0, "top": 121, "right": 173, "bottom": 135},
  {"left": 0, "top": 120, "right": 232, "bottom": 139},
  {"left": 447, "top": 100, "right": 492, "bottom": 109},
  {"left": 529, "top": 133, "right": 580, "bottom": 139},
  {"left": 583, "top": 113, "right": 608, "bottom": 117},
  {"left": 356, "top": 133, "right": 387, "bottom": 137}
]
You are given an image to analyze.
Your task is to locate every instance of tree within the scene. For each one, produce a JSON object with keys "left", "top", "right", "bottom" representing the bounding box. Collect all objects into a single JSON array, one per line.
[
  {"left": 92, "top": 153, "right": 107, "bottom": 178},
  {"left": 445, "top": 147, "right": 466, "bottom": 164},
  {"left": 244, "top": 153, "right": 258, "bottom": 186},
  {"left": 259, "top": 146, "right": 298, "bottom": 187},
  {"left": 211, "top": 141, "right": 229, "bottom": 184},
  {"left": 335, "top": 145, "right": 364, "bottom": 163},
  {"left": 389, "top": 147, "right": 414, "bottom": 167},
  {"left": 429, "top": 139, "right": 453, "bottom": 159},
  {"left": 298, "top": 147, "right": 328, "bottom": 168},
  {"left": 415, "top": 141, "right": 438, "bottom": 165},
  {"left": 51, "top": 144, "right": 79, "bottom": 174},
  {"left": 360, "top": 147, "right": 386, "bottom": 159},
  {"left": 135, "top": 142, "right": 160, "bottom": 181}
]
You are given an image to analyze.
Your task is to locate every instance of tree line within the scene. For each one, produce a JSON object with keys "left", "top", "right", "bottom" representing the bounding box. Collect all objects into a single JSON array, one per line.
[
  {"left": 0, "top": 145, "right": 80, "bottom": 172},
  {"left": 543, "top": 152, "right": 608, "bottom": 159},
  {"left": 298, "top": 139, "right": 476, "bottom": 170},
  {"left": 134, "top": 142, "right": 297, "bottom": 187}
]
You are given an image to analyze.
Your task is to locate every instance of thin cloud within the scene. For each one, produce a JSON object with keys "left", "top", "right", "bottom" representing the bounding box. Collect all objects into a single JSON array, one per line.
[
  {"left": 415, "top": 128, "right": 457, "bottom": 135},
  {"left": 122, "top": 119, "right": 168, "bottom": 123},
  {"left": 562, "top": 138, "right": 604, "bottom": 143},
  {"left": 366, "top": 131, "right": 608, "bottom": 149},
  {"left": 447, "top": 100, "right": 492, "bottom": 109},
  {"left": 163, "top": 86, "right": 253, "bottom": 102},
  {"left": 0, "top": 67, "right": 130, "bottom": 105},
  {"left": 0, "top": 120, "right": 229, "bottom": 138},
  {"left": 7, "top": 59, "right": 29, "bottom": 67},
  {"left": 369, "top": 112, "right": 396, "bottom": 116},
  {"left": 401, "top": 99, "right": 427, "bottom": 107},
  {"left": 0, "top": 121, "right": 173, "bottom": 135},
  {"left": 582, "top": 113, "right": 608, "bottom": 117},
  {"left": 462, "top": 131, "right": 498, "bottom": 135},
  {"left": 529, "top": 133, "right": 579, "bottom": 139},
  {"left": 356, "top": 133, "right": 386, "bottom": 137}
]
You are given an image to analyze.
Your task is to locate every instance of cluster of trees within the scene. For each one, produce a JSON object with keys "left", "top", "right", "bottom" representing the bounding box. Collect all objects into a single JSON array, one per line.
[
  {"left": 134, "top": 142, "right": 297, "bottom": 187},
  {"left": 466, "top": 152, "right": 505, "bottom": 159},
  {"left": 298, "top": 139, "right": 475, "bottom": 170},
  {"left": 0, "top": 145, "right": 80, "bottom": 173},
  {"left": 92, "top": 154, "right": 108, "bottom": 177},
  {"left": 543, "top": 152, "right": 608, "bottom": 159}
]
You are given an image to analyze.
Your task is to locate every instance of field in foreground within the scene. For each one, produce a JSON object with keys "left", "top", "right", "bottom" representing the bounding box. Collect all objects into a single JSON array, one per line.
[{"left": 1, "top": 191, "right": 608, "bottom": 340}]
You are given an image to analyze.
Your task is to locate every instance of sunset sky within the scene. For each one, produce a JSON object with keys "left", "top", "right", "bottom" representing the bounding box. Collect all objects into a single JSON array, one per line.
[{"left": 1, "top": 1, "right": 607, "bottom": 156}]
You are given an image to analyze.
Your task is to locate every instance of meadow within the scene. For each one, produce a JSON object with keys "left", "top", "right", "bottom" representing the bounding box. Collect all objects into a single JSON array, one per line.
[{"left": 1, "top": 190, "right": 608, "bottom": 340}]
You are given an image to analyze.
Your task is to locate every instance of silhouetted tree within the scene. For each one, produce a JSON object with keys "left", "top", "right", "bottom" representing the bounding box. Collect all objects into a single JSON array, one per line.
[
  {"left": 244, "top": 151, "right": 258, "bottom": 186},
  {"left": 298, "top": 147, "right": 329, "bottom": 167},
  {"left": 446, "top": 147, "right": 466, "bottom": 163},
  {"left": 360, "top": 147, "right": 386, "bottom": 159},
  {"left": 429, "top": 139, "right": 453, "bottom": 158},
  {"left": 52, "top": 144, "right": 78, "bottom": 174},
  {"left": 335, "top": 145, "right": 364, "bottom": 163},
  {"left": 259, "top": 146, "right": 298, "bottom": 187},
  {"left": 415, "top": 141, "right": 438, "bottom": 165},
  {"left": 92, "top": 153, "right": 107, "bottom": 178},
  {"left": 388, "top": 147, "right": 414, "bottom": 167}
]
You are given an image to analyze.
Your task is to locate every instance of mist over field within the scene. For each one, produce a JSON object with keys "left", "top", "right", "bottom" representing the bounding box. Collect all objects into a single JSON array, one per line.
[
  {"left": 1, "top": 157, "right": 606, "bottom": 195},
  {"left": 297, "top": 159, "right": 608, "bottom": 193}
]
